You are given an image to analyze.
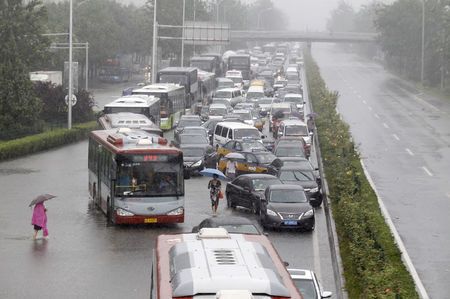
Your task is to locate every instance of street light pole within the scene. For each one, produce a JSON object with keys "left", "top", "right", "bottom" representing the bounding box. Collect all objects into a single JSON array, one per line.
[
  {"left": 68, "top": 0, "right": 73, "bottom": 129},
  {"left": 421, "top": 0, "right": 425, "bottom": 85},
  {"left": 151, "top": 0, "right": 158, "bottom": 83},
  {"left": 85, "top": 42, "right": 89, "bottom": 91},
  {"left": 181, "top": 0, "right": 186, "bottom": 67}
]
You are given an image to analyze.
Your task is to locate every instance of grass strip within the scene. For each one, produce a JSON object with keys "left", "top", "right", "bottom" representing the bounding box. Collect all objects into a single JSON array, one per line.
[
  {"left": 305, "top": 52, "right": 418, "bottom": 298},
  {"left": 0, "top": 121, "right": 98, "bottom": 162}
]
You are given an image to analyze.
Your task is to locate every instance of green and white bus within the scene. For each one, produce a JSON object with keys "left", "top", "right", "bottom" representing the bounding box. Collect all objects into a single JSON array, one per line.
[{"left": 132, "top": 84, "right": 185, "bottom": 130}]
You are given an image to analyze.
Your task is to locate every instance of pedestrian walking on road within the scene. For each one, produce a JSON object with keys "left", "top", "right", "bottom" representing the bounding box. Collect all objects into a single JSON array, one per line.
[
  {"left": 225, "top": 159, "right": 237, "bottom": 180},
  {"left": 208, "top": 174, "right": 222, "bottom": 215},
  {"left": 31, "top": 202, "right": 48, "bottom": 240}
]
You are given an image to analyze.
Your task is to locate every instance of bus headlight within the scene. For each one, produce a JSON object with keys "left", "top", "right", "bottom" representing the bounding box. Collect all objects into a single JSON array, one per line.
[
  {"left": 168, "top": 207, "right": 184, "bottom": 216},
  {"left": 116, "top": 208, "right": 134, "bottom": 216}
]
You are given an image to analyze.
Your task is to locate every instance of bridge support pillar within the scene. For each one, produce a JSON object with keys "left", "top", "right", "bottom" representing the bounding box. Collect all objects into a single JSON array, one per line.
[{"left": 307, "top": 41, "right": 312, "bottom": 50}]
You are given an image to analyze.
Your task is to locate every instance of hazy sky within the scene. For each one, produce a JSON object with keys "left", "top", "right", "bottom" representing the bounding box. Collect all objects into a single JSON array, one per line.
[{"left": 270, "top": 0, "right": 378, "bottom": 31}]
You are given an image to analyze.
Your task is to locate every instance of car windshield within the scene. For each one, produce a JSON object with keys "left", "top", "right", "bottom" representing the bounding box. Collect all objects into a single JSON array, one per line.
[
  {"left": 255, "top": 153, "right": 276, "bottom": 164},
  {"left": 182, "top": 148, "right": 205, "bottom": 157},
  {"left": 209, "top": 107, "right": 227, "bottom": 115},
  {"left": 247, "top": 92, "right": 264, "bottom": 99},
  {"left": 252, "top": 178, "right": 282, "bottom": 191},
  {"left": 218, "top": 81, "right": 234, "bottom": 89},
  {"left": 219, "top": 224, "right": 260, "bottom": 235},
  {"left": 235, "top": 111, "right": 252, "bottom": 120},
  {"left": 292, "top": 279, "right": 317, "bottom": 299},
  {"left": 180, "top": 135, "right": 208, "bottom": 144},
  {"left": 242, "top": 141, "right": 266, "bottom": 151},
  {"left": 284, "top": 97, "right": 302, "bottom": 103},
  {"left": 235, "top": 129, "right": 260, "bottom": 139},
  {"left": 179, "top": 119, "right": 202, "bottom": 127},
  {"left": 275, "top": 146, "right": 305, "bottom": 157},
  {"left": 280, "top": 170, "right": 314, "bottom": 181},
  {"left": 270, "top": 190, "right": 308, "bottom": 203},
  {"left": 115, "top": 154, "right": 183, "bottom": 197},
  {"left": 228, "top": 77, "right": 243, "bottom": 84},
  {"left": 214, "top": 90, "right": 232, "bottom": 98},
  {"left": 258, "top": 99, "right": 273, "bottom": 105},
  {"left": 183, "top": 128, "right": 206, "bottom": 136},
  {"left": 285, "top": 125, "right": 308, "bottom": 135}
]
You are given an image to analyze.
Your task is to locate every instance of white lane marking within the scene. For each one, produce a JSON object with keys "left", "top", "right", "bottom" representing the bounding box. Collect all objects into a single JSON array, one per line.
[
  {"left": 357, "top": 94, "right": 362, "bottom": 99},
  {"left": 374, "top": 113, "right": 380, "bottom": 119},
  {"left": 383, "top": 123, "right": 389, "bottom": 129},
  {"left": 422, "top": 166, "right": 433, "bottom": 177},
  {"left": 406, "top": 148, "right": 415, "bottom": 156},
  {"left": 312, "top": 222, "right": 322, "bottom": 282},
  {"left": 362, "top": 100, "right": 367, "bottom": 104},
  {"left": 412, "top": 93, "right": 440, "bottom": 112},
  {"left": 368, "top": 106, "right": 373, "bottom": 111},
  {"left": 392, "top": 134, "right": 400, "bottom": 141},
  {"left": 360, "top": 160, "right": 430, "bottom": 299}
]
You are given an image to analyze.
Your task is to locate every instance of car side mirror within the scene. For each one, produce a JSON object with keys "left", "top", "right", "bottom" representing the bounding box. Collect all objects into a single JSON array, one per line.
[
  {"left": 309, "top": 132, "right": 314, "bottom": 136},
  {"left": 283, "top": 261, "right": 289, "bottom": 267},
  {"left": 174, "top": 121, "right": 179, "bottom": 127},
  {"left": 321, "top": 291, "right": 333, "bottom": 298},
  {"left": 183, "top": 168, "right": 191, "bottom": 180},
  {"left": 244, "top": 186, "right": 251, "bottom": 192}
]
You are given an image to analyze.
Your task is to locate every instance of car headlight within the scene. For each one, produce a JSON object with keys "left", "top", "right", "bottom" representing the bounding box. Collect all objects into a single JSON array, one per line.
[
  {"left": 303, "top": 209, "right": 314, "bottom": 217},
  {"left": 266, "top": 209, "right": 278, "bottom": 217},
  {"left": 192, "top": 160, "right": 203, "bottom": 167},
  {"left": 310, "top": 187, "right": 319, "bottom": 193},
  {"left": 116, "top": 208, "right": 134, "bottom": 216},
  {"left": 168, "top": 207, "right": 184, "bottom": 216}
]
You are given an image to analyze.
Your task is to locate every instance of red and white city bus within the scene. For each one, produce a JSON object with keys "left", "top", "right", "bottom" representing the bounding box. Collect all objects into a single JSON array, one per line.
[
  {"left": 151, "top": 228, "right": 303, "bottom": 298},
  {"left": 88, "top": 128, "right": 187, "bottom": 224}
]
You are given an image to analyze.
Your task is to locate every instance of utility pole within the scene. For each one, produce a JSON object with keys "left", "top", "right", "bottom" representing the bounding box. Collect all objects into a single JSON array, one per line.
[
  {"left": 421, "top": 0, "right": 425, "bottom": 85},
  {"left": 181, "top": 0, "right": 186, "bottom": 67},
  {"left": 151, "top": 0, "right": 158, "bottom": 83},
  {"left": 68, "top": 0, "right": 73, "bottom": 129}
]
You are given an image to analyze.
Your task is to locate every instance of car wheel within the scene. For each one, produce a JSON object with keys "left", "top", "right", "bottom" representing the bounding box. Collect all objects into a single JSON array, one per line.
[
  {"left": 226, "top": 193, "right": 231, "bottom": 208},
  {"left": 251, "top": 201, "right": 257, "bottom": 214}
]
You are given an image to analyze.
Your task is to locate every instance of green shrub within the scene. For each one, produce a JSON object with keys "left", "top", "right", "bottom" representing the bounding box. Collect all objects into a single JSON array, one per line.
[
  {"left": 0, "top": 121, "right": 97, "bottom": 161},
  {"left": 305, "top": 52, "right": 418, "bottom": 298}
]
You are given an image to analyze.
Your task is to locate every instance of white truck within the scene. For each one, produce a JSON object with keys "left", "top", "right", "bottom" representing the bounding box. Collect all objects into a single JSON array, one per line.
[{"left": 29, "top": 71, "right": 62, "bottom": 86}]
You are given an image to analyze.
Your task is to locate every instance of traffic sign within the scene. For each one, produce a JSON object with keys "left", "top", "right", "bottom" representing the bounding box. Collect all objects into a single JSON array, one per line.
[{"left": 65, "top": 94, "right": 77, "bottom": 106}]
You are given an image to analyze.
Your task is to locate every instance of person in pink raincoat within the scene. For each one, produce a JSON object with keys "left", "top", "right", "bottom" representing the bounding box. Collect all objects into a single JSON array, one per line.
[{"left": 32, "top": 202, "right": 48, "bottom": 240}]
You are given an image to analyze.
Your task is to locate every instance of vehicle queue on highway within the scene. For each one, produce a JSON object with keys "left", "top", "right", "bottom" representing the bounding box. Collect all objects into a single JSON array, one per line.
[{"left": 91, "top": 42, "right": 332, "bottom": 298}]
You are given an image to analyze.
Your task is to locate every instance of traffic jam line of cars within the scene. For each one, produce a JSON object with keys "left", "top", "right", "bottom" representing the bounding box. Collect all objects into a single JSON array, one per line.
[{"left": 99, "top": 42, "right": 332, "bottom": 298}]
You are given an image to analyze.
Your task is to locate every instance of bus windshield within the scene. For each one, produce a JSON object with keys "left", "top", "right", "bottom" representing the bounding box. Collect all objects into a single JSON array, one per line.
[
  {"left": 104, "top": 107, "right": 147, "bottom": 115},
  {"left": 159, "top": 74, "right": 187, "bottom": 86},
  {"left": 115, "top": 154, "right": 183, "bottom": 197},
  {"left": 229, "top": 57, "right": 250, "bottom": 66},
  {"left": 191, "top": 61, "right": 212, "bottom": 71}
]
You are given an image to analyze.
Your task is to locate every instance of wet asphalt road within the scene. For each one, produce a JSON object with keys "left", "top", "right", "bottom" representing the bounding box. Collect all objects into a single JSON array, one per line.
[
  {"left": 0, "top": 85, "right": 337, "bottom": 298},
  {"left": 313, "top": 44, "right": 450, "bottom": 298}
]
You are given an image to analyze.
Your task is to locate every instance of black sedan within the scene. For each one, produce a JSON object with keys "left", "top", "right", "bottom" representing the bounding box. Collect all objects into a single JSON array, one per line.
[
  {"left": 277, "top": 165, "right": 322, "bottom": 207},
  {"left": 225, "top": 174, "right": 282, "bottom": 214},
  {"left": 191, "top": 216, "right": 262, "bottom": 235},
  {"left": 273, "top": 143, "right": 306, "bottom": 161},
  {"left": 260, "top": 184, "right": 315, "bottom": 231},
  {"left": 181, "top": 145, "right": 217, "bottom": 175}
]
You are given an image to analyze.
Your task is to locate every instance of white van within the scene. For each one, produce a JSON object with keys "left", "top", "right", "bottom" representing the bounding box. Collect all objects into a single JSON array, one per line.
[
  {"left": 213, "top": 122, "right": 262, "bottom": 146},
  {"left": 246, "top": 85, "right": 265, "bottom": 100}
]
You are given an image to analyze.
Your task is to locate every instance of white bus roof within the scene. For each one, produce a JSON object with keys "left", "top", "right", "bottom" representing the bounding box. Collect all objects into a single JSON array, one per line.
[
  {"left": 131, "top": 83, "right": 184, "bottom": 94},
  {"left": 156, "top": 230, "right": 298, "bottom": 298},
  {"left": 104, "top": 95, "right": 159, "bottom": 108}
]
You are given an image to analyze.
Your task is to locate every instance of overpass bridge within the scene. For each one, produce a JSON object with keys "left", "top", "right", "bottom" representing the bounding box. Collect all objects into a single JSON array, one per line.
[{"left": 229, "top": 30, "right": 377, "bottom": 43}]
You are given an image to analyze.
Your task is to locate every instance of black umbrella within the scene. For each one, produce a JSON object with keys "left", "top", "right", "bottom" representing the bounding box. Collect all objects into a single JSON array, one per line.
[{"left": 28, "top": 194, "right": 56, "bottom": 207}]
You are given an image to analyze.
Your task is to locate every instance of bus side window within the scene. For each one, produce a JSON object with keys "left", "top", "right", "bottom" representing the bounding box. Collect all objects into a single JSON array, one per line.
[{"left": 228, "top": 129, "right": 233, "bottom": 139}]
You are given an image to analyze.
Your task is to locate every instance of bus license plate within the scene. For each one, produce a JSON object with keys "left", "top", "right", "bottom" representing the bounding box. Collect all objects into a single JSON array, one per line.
[
  {"left": 284, "top": 220, "right": 297, "bottom": 226},
  {"left": 144, "top": 218, "right": 157, "bottom": 223}
]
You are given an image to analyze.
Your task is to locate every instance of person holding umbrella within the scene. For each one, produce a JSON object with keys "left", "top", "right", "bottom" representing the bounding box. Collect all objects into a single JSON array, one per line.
[
  {"left": 207, "top": 174, "right": 222, "bottom": 216},
  {"left": 29, "top": 194, "right": 55, "bottom": 240}
]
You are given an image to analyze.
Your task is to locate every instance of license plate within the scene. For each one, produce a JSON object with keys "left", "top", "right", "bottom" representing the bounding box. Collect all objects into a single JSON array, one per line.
[
  {"left": 144, "top": 218, "right": 157, "bottom": 223},
  {"left": 284, "top": 220, "right": 297, "bottom": 226}
]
